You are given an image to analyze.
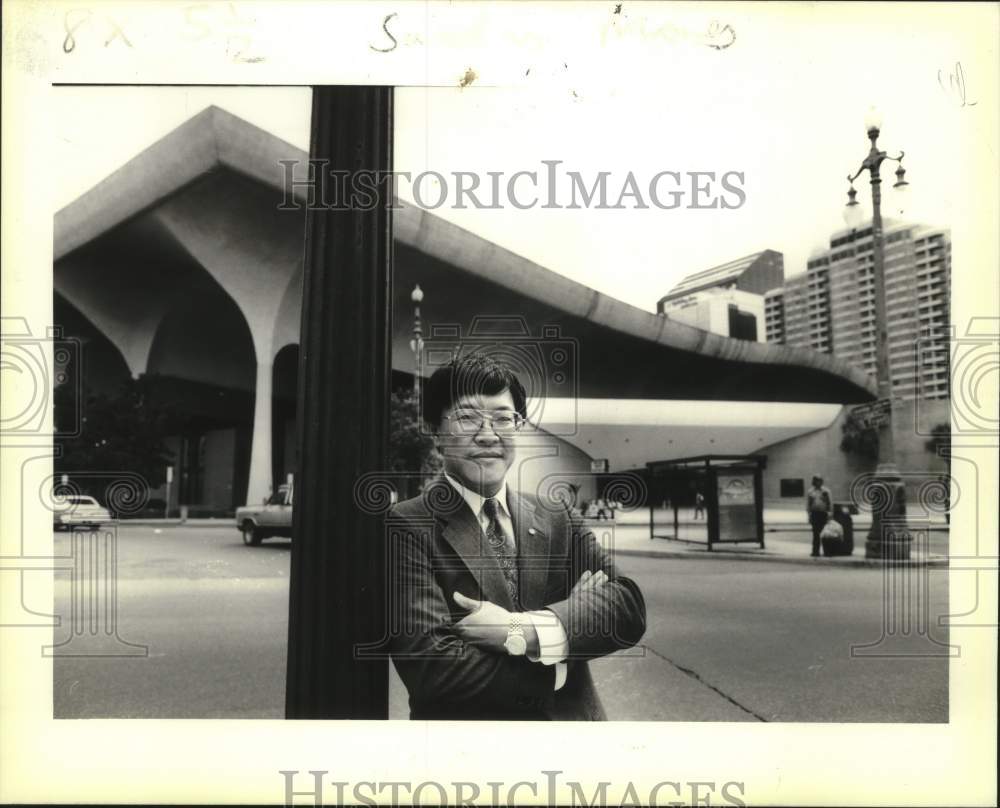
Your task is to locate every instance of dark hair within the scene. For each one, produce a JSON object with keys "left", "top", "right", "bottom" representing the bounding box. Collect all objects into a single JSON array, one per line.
[{"left": 422, "top": 351, "right": 528, "bottom": 430}]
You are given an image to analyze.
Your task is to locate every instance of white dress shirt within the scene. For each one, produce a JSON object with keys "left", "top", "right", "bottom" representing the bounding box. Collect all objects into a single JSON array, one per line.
[{"left": 444, "top": 473, "right": 570, "bottom": 691}]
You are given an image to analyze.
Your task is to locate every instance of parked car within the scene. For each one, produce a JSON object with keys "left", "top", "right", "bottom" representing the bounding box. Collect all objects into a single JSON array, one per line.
[
  {"left": 54, "top": 495, "right": 113, "bottom": 531},
  {"left": 235, "top": 483, "right": 293, "bottom": 546}
]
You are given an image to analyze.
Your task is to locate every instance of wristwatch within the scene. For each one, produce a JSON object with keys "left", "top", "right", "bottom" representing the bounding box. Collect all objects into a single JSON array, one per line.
[{"left": 504, "top": 613, "right": 527, "bottom": 656}]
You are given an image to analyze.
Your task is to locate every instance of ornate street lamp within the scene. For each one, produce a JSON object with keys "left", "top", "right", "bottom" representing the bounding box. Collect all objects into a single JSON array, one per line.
[
  {"left": 409, "top": 284, "right": 424, "bottom": 397},
  {"left": 844, "top": 108, "right": 912, "bottom": 559}
]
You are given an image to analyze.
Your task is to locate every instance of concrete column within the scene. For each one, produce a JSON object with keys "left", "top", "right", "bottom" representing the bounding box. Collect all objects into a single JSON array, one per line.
[{"left": 245, "top": 357, "right": 274, "bottom": 504}]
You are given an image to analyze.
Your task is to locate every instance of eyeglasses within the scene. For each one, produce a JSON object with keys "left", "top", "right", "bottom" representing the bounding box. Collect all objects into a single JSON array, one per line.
[{"left": 442, "top": 409, "right": 525, "bottom": 435}]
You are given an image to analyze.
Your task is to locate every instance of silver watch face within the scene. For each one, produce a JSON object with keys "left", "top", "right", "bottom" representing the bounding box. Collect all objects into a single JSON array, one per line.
[{"left": 505, "top": 633, "right": 527, "bottom": 655}]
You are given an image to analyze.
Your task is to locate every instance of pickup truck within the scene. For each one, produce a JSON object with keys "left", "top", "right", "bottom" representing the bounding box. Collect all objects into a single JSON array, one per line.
[{"left": 235, "top": 483, "right": 293, "bottom": 546}]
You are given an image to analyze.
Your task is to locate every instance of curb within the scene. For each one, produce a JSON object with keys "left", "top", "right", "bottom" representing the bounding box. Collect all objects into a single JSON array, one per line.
[
  {"left": 763, "top": 525, "right": 948, "bottom": 534},
  {"left": 114, "top": 520, "right": 234, "bottom": 529},
  {"left": 613, "top": 546, "right": 949, "bottom": 568}
]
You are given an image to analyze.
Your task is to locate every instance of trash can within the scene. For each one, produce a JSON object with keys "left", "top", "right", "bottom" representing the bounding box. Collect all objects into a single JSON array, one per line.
[{"left": 831, "top": 503, "right": 854, "bottom": 556}]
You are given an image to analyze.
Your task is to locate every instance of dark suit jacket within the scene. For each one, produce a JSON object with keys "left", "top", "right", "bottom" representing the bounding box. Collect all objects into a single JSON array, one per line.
[{"left": 386, "top": 478, "right": 646, "bottom": 720}]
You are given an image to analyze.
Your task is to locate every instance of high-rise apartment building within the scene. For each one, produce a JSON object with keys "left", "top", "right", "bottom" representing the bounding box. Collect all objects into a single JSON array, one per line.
[
  {"left": 763, "top": 288, "right": 785, "bottom": 344},
  {"left": 782, "top": 257, "right": 832, "bottom": 354},
  {"left": 767, "top": 221, "right": 951, "bottom": 400}
]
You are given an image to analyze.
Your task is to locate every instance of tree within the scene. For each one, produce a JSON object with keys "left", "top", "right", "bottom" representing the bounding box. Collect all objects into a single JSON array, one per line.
[
  {"left": 840, "top": 409, "right": 879, "bottom": 462},
  {"left": 924, "top": 422, "right": 951, "bottom": 465},
  {"left": 54, "top": 376, "right": 175, "bottom": 491},
  {"left": 388, "top": 387, "right": 442, "bottom": 478}
]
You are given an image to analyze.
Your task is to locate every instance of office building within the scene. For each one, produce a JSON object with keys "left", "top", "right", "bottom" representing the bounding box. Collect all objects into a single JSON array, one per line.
[
  {"left": 658, "top": 250, "right": 784, "bottom": 342},
  {"left": 659, "top": 286, "right": 766, "bottom": 342}
]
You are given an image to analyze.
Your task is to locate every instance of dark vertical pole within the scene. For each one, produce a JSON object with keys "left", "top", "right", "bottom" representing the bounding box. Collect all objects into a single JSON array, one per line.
[
  {"left": 864, "top": 131, "right": 909, "bottom": 558},
  {"left": 648, "top": 472, "right": 654, "bottom": 540},
  {"left": 286, "top": 86, "right": 393, "bottom": 719},
  {"left": 706, "top": 466, "right": 717, "bottom": 551},
  {"left": 754, "top": 463, "right": 765, "bottom": 549},
  {"left": 673, "top": 476, "right": 679, "bottom": 540}
]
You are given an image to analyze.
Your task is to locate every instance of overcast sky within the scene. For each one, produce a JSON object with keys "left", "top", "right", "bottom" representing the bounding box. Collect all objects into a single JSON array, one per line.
[{"left": 51, "top": 5, "right": 984, "bottom": 313}]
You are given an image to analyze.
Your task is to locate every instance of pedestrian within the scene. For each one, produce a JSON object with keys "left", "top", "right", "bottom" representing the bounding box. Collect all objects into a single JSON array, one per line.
[
  {"left": 940, "top": 474, "right": 951, "bottom": 525},
  {"left": 806, "top": 475, "right": 833, "bottom": 557},
  {"left": 693, "top": 491, "right": 705, "bottom": 520}
]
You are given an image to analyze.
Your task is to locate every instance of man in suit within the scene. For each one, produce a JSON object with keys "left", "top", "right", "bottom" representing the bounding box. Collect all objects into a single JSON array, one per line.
[{"left": 387, "top": 352, "right": 646, "bottom": 720}]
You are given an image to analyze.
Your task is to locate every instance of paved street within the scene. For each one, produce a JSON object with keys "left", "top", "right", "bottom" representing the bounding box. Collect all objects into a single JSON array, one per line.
[
  {"left": 595, "top": 558, "right": 949, "bottom": 722},
  {"left": 53, "top": 525, "right": 949, "bottom": 721},
  {"left": 53, "top": 525, "right": 291, "bottom": 719}
]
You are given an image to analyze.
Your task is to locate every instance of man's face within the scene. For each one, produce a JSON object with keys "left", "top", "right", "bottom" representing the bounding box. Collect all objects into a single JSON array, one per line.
[{"left": 436, "top": 390, "right": 518, "bottom": 496}]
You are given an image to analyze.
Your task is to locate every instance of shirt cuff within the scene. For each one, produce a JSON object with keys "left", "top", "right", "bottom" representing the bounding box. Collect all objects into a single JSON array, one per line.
[
  {"left": 524, "top": 609, "right": 569, "bottom": 663},
  {"left": 553, "top": 661, "right": 567, "bottom": 690},
  {"left": 523, "top": 610, "right": 569, "bottom": 692}
]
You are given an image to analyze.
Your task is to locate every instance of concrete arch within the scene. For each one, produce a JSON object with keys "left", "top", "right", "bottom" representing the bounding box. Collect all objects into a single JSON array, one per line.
[
  {"left": 53, "top": 213, "right": 211, "bottom": 379},
  {"left": 54, "top": 293, "right": 132, "bottom": 395},
  {"left": 273, "top": 267, "right": 304, "bottom": 360},
  {"left": 151, "top": 170, "right": 306, "bottom": 506},
  {"left": 272, "top": 343, "right": 299, "bottom": 487},
  {"left": 145, "top": 278, "right": 274, "bottom": 506},
  {"left": 152, "top": 170, "right": 306, "bottom": 365},
  {"left": 146, "top": 282, "right": 255, "bottom": 391}
]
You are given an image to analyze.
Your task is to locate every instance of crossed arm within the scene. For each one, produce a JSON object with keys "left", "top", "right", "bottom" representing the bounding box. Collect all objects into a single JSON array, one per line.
[
  {"left": 452, "top": 569, "right": 610, "bottom": 655},
  {"left": 388, "top": 526, "right": 558, "bottom": 709},
  {"left": 388, "top": 516, "right": 646, "bottom": 710}
]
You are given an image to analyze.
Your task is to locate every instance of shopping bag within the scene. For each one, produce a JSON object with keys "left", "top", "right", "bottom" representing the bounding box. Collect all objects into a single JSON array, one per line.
[{"left": 820, "top": 519, "right": 843, "bottom": 541}]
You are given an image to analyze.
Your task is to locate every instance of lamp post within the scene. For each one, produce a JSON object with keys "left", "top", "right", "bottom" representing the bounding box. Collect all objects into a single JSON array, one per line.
[
  {"left": 409, "top": 284, "right": 424, "bottom": 398},
  {"left": 844, "top": 108, "right": 911, "bottom": 559}
]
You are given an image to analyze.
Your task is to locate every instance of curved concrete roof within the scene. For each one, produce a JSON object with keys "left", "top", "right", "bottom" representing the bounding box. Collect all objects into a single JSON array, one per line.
[
  {"left": 393, "top": 206, "right": 875, "bottom": 397},
  {"left": 55, "top": 105, "right": 877, "bottom": 403}
]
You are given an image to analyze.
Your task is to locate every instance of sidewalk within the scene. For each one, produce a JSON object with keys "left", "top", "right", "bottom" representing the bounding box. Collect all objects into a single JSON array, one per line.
[
  {"left": 759, "top": 502, "right": 948, "bottom": 533},
  {"left": 606, "top": 530, "right": 948, "bottom": 568},
  {"left": 121, "top": 517, "right": 234, "bottom": 528},
  {"left": 599, "top": 508, "right": 948, "bottom": 568}
]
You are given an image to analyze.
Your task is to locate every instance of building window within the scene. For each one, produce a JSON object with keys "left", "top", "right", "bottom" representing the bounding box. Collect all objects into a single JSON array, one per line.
[
  {"left": 727, "top": 305, "right": 758, "bottom": 341},
  {"left": 780, "top": 478, "right": 805, "bottom": 498}
]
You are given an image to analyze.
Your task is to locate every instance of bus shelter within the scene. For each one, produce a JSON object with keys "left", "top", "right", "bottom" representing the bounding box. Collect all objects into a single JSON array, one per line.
[{"left": 646, "top": 455, "right": 766, "bottom": 551}]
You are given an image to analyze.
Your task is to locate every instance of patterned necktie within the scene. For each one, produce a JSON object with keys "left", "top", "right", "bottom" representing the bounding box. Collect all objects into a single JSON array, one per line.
[{"left": 482, "top": 497, "right": 520, "bottom": 609}]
